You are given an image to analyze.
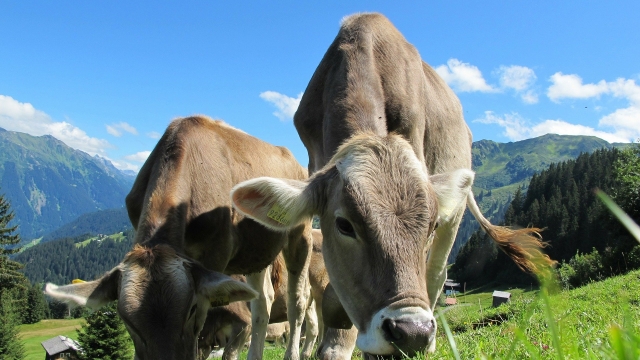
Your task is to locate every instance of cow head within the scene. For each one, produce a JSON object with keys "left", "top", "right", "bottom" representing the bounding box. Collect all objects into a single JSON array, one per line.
[
  {"left": 231, "top": 134, "right": 473, "bottom": 357},
  {"left": 45, "top": 244, "right": 257, "bottom": 360}
]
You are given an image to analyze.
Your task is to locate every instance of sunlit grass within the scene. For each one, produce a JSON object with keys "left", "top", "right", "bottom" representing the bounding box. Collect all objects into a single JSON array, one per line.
[{"left": 18, "top": 318, "right": 84, "bottom": 359}]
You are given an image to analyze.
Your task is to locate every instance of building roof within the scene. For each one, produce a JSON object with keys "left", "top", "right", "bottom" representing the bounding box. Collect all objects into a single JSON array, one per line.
[
  {"left": 444, "top": 281, "right": 461, "bottom": 288},
  {"left": 492, "top": 291, "right": 511, "bottom": 299},
  {"left": 445, "top": 298, "right": 458, "bottom": 306},
  {"left": 41, "top": 335, "right": 81, "bottom": 355}
]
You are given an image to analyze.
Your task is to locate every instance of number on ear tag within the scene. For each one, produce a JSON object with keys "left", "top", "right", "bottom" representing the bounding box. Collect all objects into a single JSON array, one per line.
[{"left": 267, "top": 203, "right": 292, "bottom": 225}]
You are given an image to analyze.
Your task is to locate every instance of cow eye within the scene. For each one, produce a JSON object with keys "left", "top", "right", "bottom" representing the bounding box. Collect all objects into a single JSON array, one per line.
[{"left": 335, "top": 217, "right": 356, "bottom": 238}]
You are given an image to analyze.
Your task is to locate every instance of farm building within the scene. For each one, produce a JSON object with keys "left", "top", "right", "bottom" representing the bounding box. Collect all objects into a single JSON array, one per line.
[
  {"left": 492, "top": 291, "right": 511, "bottom": 307},
  {"left": 443, "top": 279, "right": 461, "bottom": 295},
  {"left": 445, "top": 297, "right": 457, "bottom": 306},
  {"left": 41, "top": 335, "right": 82, "bottom": 360}
]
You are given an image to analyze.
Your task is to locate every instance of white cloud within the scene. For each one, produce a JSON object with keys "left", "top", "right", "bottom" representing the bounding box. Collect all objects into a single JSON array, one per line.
[
  {"left": 124, "top": 151, "right": 151, "bottom": 163},
  {"left": 529, "top": 120, "right": 629, "bottom": 143},
  {"left": 492, "top": 65, "right": 539, "bottom": 104},
  {"left": 521, "top": 90, "right": 539, "bottom": 104},
  {"left": 146, "top": 131, "right": 161, "bottom": 139},
  {"left": 106, "top": 122, "right": 138, "bottom": 137},
  {"left": 108, "top": 159, "right": 140, "bottom": 172},
  {"left": 498, "top": 65, "right": 536, "bottom": 91},
  {"left": 475, "top": 111, "right": 635, "bottom": 143},
  {"left": 546, "top": 74, "right": 640, "bottom": 141},
  {"left": 0, "top": 95, "right": 113, "bottom": 156},
  {"left": 474, "top": 112, "right": 530, "bottom": 141},
  {"left": 260, "top": 91, "right": 303, "bottom": 121},
  {"left": 435, "top": 59, "right": 497, "bottom": 93},
  {"left": 547, "top": 73, "right": 609, "bottom": 102}
]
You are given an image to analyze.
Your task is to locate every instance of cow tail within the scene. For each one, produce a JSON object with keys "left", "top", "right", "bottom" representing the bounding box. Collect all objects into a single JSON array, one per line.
[
  {"left": 466, "top": 193, "right": 556, "bottom": 274},
  {"left": 270, "top": 254, "right": 286, "bottom": 291}
]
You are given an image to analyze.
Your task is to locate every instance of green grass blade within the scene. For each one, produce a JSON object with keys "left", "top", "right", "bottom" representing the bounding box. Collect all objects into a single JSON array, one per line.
[
  {"left": 595, "top": 189, "right": 640, "bottom": 243},
  {"left": 436, "top": 309, "right": 461, "bottom": 360}
]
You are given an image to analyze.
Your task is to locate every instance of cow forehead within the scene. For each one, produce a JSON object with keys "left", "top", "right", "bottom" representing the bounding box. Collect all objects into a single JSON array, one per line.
[
  {"left": 333, "top": 134, "right": 429, "bottom": 184},
  {"left": 331, "top": 135, "right": 436, "bottom": 234},
  {"left": 119, "top": 254, "right": 192, "bottom": 315}
]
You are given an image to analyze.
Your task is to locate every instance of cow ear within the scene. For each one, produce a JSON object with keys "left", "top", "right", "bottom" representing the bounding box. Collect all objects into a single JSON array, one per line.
[
  {"left": 231, "top": 177, "right": 314, "bottom": 230},
  {"left": 322, "top": 283, "right": 353, "bottom": 329},
  {"left": 45, "top": 267, "right": 121, "bottom": 309},
  {"left": 430, "top": 169, "right": 474, "bottom": 222},
  {"left": 192, "top": 265, "right": 258, "bottom": 307}
]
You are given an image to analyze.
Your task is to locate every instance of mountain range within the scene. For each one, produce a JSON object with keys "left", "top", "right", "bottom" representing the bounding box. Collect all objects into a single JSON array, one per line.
[{"left": 0, "top": 127, "right": 135, "bottom": 240}]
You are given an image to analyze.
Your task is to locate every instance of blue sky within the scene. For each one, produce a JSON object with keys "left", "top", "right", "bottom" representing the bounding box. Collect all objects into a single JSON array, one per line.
[{"left": 1, "top": 1, "right": 639, "bottom": 171}]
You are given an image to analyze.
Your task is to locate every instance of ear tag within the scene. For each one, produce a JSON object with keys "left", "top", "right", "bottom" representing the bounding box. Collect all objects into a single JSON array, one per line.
[
  {"left": 267, "top": 203, "right": 292, "bottom": 225},
  {"left": 211, "top": 294, "right": 230, "bottom": 307}
]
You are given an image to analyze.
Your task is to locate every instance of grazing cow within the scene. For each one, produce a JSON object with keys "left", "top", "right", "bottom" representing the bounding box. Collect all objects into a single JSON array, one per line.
[
  {"left": 198, "top": 230, "right": 328, "bottom": 360},
  {"left": 46, "top": 116, "right": 314, "bottom": 360},
  {"left": 231, "top": 13, "right": 553, "bottom": 358}
]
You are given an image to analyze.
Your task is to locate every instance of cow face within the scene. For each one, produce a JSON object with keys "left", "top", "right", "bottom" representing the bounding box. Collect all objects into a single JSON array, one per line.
[
  {"left": 231, "top": 134, "right": 473, "bottom": 357},
  {"left": 45, "top": 245, "right": 257, "bottom": 360}
]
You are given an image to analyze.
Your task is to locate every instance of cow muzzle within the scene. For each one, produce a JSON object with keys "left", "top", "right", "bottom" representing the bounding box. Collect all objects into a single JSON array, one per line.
[{"left": 356, "top": 306, "right": 436, "bottom": 357}]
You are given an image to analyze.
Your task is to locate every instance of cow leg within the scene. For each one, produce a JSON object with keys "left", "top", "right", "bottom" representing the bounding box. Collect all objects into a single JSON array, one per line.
[
  {"left": 315, "top": 326, "right": 358, "bottom": 360},
  {"left": 424, "top": 205, "right": 465, "bottom": 352},
  {"left": 282, "top": 226, "right": 313, "bottom": 360},
  {"left": 301, "top": 298, "right": 319, "bottom": 360},
  {"left": 246, "top": 269, "right": 274, "bottom": 360},
  {"left": 222, "top": 322, "right": 251, "bottom": 360}
]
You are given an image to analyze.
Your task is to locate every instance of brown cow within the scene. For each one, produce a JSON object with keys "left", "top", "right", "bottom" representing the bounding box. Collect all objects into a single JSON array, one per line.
[
  {"left": 198, "top": 253, "right": 320, "bottom": 360},
  {"left": 231, "top": 13, "right": 552, "bottom": 358},
  {"left": 46, "top": 116, "right": 314, "bottom": 360}
]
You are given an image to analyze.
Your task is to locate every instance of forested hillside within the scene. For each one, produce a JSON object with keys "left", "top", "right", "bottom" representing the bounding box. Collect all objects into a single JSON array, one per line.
[
  {"left": 0, "top": 127, "right": 135, "bottom": 240},
  {"left": 448, "top": 134, "right": 627, "bottom": 263},
  {"left": 452, "top": 145, "right": 640, "bottom": 285},
  {"left": 15, "top": 230, "right": 134, "bottom": 284},
  {"left": 41, "top": 207, "right": 131, "bottom": 243}
]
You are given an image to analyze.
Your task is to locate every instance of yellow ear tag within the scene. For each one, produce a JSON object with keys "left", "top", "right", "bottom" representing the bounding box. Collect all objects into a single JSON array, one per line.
[
  {"left": 211, "top": 294, "right": 230, "bottom": 307},
  {"left": 72, "top": 279, "right": 86, "bottom": 284},
  {"left": 267, "top": 203, "right": 292, "bottom": 226}
]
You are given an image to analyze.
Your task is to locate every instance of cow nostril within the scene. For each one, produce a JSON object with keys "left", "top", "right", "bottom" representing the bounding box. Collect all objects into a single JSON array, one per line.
[
  {"left": 426, "top": 319, "right": 436, "bottom": 339},
  {"left": 381, "top": 318, "right": 403, "bottom": 342}
]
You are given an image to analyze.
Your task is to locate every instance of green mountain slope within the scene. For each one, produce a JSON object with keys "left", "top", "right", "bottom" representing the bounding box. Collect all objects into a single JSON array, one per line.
[
  {"left": 0, "top": 127, "right": 135, "bottom": 239},
  {"left": 41, "top": 207, "right": 132, "bottom": 243},
  {"left": 472, "top": 133, "right": 620, "bottom": 191},
  {"left": 449, "top": 134, "right": 628, "bottom": 263}
]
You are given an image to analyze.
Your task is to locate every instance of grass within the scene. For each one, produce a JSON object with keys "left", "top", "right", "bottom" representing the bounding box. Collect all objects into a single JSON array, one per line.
[
  {"left": 246, "top": 271, "right": 639, "bottom": 360},
  {"left": 18, "top": 318, "right": 84, "bottom": 359},
  {"left": 25, "top": 270, "right": 640, "bottom": 360},
  {"left": 75, "top": 231, "right": 127, "bottom": 248},
  {"left": 427, "top": 270, "right": 640, "bottom": 359}
]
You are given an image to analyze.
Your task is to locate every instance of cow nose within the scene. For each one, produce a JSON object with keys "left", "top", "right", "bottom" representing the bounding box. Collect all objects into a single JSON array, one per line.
[{"left": 381, "top": 318, "right": 435, "bottom": 354}]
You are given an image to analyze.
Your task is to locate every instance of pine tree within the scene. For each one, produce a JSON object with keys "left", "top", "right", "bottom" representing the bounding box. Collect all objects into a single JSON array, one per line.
[
  {"left": 76, "top": 301, "right": 132, "bottom": 360},
  {"left": 22, "top": 283, "right": 49, "bottom": 324},
  {"left": 0, "top": 192, "right": 27, "bottom": 293},
  {"left": 0, "top": 291, "right": 25, "bottom": 359},
  {"left": 613, "top": 142, "right": 640, "bottom": 221}
]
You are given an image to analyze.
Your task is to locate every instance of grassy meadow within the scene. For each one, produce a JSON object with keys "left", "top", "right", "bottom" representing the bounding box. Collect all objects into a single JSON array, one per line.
[
  {"left": 18, "top": 318, "right": 84, "bottom": 359},
  {"left": 232, "top": 270, "right": 640, "bottom": 359},
  {"left": 20, "top": 270, "right": 639, "bottom": 360}
]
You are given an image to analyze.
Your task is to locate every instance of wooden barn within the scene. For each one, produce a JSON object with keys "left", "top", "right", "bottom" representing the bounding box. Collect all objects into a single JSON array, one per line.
[
  {"left": 443, "top": 279, "right": 461, "bottom": 296},
  {"left": 492, "top": 291, "right": 511, "bottom": 307},
  {"left": 41, "top": 335, "right": 81, "bottom": 360}
]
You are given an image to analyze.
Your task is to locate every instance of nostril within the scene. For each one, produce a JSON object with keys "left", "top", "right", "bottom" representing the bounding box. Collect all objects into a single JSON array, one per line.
[
  {"left": 426, "top": 319, "right": 436, "bottom": 338},
  {"left": 381, "top": 318, "right": 403, "bottom": 341}
]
